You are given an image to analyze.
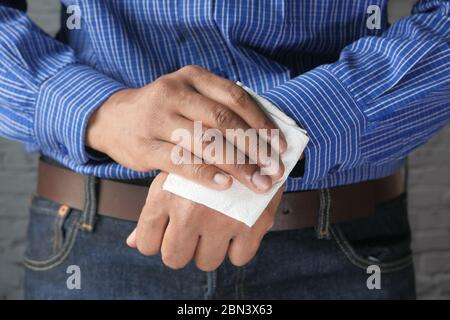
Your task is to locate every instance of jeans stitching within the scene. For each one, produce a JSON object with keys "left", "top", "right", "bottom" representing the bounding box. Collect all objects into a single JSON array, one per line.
[
  {"left": 29, "top": 204, "right": 64, "bottom": 217},
  {"left": 330, "top": 225, "right": 413, "bottom": 273},
  {"left": 23, "top": 219, "right": 81, "bottom": 271},
  {"left": 53, "top": 213, "right": 62, "bottom": 253}
]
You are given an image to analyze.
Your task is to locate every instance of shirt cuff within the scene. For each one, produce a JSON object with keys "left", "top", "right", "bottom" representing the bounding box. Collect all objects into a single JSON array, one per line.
[
  {"left": 34, "top": 63, "right": 126, "bottom": 164},
  {"left": 260, "top": 67, "right": 367, "bottom": 184}
]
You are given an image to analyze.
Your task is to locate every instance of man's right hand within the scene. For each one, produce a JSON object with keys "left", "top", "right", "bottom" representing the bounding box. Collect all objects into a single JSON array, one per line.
[{"left": 86, "top": 65, "right": 286, "bottom": 192}]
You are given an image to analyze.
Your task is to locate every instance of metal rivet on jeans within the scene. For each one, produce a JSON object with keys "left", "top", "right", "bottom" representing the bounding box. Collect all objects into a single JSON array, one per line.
[{"left": 58, "top": 205, "right": 69, "bottom": 217}]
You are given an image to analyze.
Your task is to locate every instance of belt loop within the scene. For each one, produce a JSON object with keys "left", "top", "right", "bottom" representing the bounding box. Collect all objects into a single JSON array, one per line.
[
  {"left": 81, "top": 175, "right": 99, "bottom": 232},
  {"left": 316, "top": 188, "right": 331, "bottom": 239}
]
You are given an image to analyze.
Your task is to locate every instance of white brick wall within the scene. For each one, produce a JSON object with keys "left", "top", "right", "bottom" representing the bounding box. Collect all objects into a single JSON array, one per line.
[
  {"left": 0, "top": 0, "right": 449, "bottom": 299},
  {"left": 409, "top": 126, "right": 450, "bottom": 299},
  {"left": 0, "top": 140, "right": 36, "bottom": 299}
]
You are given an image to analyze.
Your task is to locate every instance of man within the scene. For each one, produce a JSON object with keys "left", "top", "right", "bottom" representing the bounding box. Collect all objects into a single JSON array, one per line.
[{"left": 0, "top": 0, "right": 448, "bottom": 299}]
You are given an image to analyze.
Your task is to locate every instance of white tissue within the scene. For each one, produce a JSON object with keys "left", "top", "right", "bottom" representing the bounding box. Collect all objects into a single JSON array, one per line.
[{"left": 163, "top": 82, "right": 309, "bottom": 227}]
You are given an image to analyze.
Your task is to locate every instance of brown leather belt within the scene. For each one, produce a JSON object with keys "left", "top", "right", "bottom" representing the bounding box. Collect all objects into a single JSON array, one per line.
[{"left": 36, "top": 160, "right": 404, "bottom": 231}]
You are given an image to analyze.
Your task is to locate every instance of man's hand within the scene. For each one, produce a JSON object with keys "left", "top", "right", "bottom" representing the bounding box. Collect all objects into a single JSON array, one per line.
[
  {"left": 86, "top": 65, "right": 286, "bottom": 193},
  {"left": 126, "top": 172, "right": 284, "bottom": 271}
]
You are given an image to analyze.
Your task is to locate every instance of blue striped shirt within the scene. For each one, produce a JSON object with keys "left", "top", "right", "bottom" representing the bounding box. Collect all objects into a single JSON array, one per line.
[{"left": 0, "top": 0, "right": 449, "bottom": 191}]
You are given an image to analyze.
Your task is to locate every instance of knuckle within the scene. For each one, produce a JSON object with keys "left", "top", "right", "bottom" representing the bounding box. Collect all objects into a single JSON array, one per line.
[
  {"left": 228, "top": 85, "right": 248, "bottom": 106},
  {"left": 212, "top": 107, "right": 233, "bottom": 127},
  {"left": 180, "top": 64, "right": 203, "bottom": 77},
  {"left": 192, "top": 163, "right": 211, "bottom": 179},
  {"left": 140, "top": 214, "right": 158, "bottom": 228},
  {"left": 173, "top": 214, "right": 193, "bottom": 231},
  {"left": 152, "top": 77, "right": 175, "bottom": 96}
]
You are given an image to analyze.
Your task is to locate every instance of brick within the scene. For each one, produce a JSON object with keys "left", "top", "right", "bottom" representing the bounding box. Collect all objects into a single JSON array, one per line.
[
  {"left": 408, "top": 186, "right": 444, "bottom": 208},
  {"left": 440, "top": 276, "right": 450, "bottom": 298},
  {"left": 0, "top": 217, "right": 28, "bottom": 245},
  {"left": 2, "top": 152, "right": 37, "bottom": 171},
  {"left": 0, "top": 264, "right": 24, "bottom": 299},
  {"left": 417, "top": 252, "right": 450, "bottom": 274},
  {"left": 409, "top": 209, "right": 450, "bottom": 230},
  {"left": 409, "top": 166, "right": 450, "bottom": 186},
  {"left": 0, "top": 173, "right": 36, "bottom": 194},
  {"left": 411, "top": 229, "right": 450, "bottom": 253},
  {"left": 409, "top": 147, "right": 450, "bottom": 167},
  {"left": 415, "top": 275, "right": 437, "bottom": 297}
]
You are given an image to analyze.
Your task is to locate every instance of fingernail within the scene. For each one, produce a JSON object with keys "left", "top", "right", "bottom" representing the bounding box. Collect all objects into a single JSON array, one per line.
[
  {"left": 214, "top": 172, "right": 230, "bottom": 185},
  {"left": 251, "top": 171, "right": 272, "bottom": 191},
  {"left": 126, "top": 228, "right": 137, "bottom": 246}
]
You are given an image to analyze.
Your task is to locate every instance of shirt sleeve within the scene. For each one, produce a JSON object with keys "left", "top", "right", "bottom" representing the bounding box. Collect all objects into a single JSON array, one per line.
[
  {"left": 0, "top": 3, "right": 126, "bottom": 164},
  {"left": 261, "top": 0, "right": 450, "bottom": 185}
]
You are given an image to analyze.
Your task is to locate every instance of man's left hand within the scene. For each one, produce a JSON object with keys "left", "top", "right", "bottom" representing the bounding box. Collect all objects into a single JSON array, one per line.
[{"left": 126, "top": 172, "right": 284, "bottom": 271}]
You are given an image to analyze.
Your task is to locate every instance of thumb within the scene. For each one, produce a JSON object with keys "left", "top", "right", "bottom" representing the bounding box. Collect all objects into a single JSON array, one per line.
[{"left": 126, "top": 228, "right": 137, "bottom": 248}]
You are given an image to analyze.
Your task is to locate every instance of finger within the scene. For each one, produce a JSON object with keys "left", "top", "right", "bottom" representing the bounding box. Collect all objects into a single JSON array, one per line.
[
  {"left": 135, "top": 202, "right": 169, "bottom": 256},
  {"left": 194, "top": 235, "right": 230, "bottom": 272},
  {"left": 181, "top": 65, "right": 287, "bottom": 152},
  {"left": 176, "top": 92, "right": 283, "bottom": 173},
  {"left": 126, "top": 228, "right": 137, "bottom": 248},
  {"left": 161, "top": 116, "right": 279, "bottom": 192},
  {"left": 227, "top": 184, "right": 285, "bottom": 266},
  {"left": 227, "top": 234, "right": 261, "bottom": 267},
  {"left": 161, "top": 220, "right": 200, "bottom": 270},
  {"left": 226, "top": 184, "right": 285, "bottom": 266},
  {"left": 142, "top": 139, "right": 234, "bottom": 190}
]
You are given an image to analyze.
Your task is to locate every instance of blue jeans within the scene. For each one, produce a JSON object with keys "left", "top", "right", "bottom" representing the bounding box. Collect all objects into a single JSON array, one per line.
[{"left": 24, "top": 191, "right": 415, "bottom": 299}]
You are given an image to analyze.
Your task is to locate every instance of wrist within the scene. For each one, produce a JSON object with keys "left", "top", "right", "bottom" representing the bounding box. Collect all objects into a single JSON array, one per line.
[
  {"left": 86, "top": 90, "right": 124, "bottom": 155},
  {"left": 86, "top": 107, "right": 106, "bottom": 154}
]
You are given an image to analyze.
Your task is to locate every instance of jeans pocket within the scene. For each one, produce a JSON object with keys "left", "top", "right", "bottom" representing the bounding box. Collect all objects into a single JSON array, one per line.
[
  {"left": 23, "top": 196, "right": 82, "bottom": 271},
  {"left": 331, "top": 193, "right": 413, "bottom": 273}
]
